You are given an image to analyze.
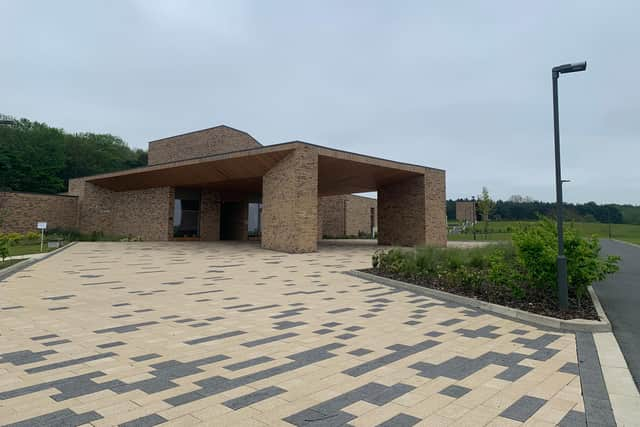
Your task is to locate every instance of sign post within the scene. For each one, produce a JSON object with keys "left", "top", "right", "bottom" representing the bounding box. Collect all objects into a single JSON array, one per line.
[{"left": 37, "top": 222, "right": 47, "bottom": 252}]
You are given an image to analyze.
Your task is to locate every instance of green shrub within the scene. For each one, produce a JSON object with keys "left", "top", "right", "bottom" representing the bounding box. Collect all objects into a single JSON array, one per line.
[
  {"left": 0, "top": 238, "right": 9, "bottom": 261},
  {"left": 25, "top": 231, "right": 40, "bottom": 241},
  {"left": 373, "top": 218, "right": 619, "bottom": 306},
  {"left": 512, "top": 218, "right": 619, "bottom": 302}
]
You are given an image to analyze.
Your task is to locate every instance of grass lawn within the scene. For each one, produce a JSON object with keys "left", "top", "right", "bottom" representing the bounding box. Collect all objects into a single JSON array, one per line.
[
  {"left": 0, "top": 259, "right": 22, "bottom": 270},
  {"left": 449, "top": 220, "right": 640, "bottom": 244},
  {"left": 8, "top": 243, "right": 51, "bottom": 257}
]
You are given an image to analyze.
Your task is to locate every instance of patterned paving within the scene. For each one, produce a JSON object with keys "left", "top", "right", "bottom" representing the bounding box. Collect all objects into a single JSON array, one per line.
[{"left": 0, "top": 242, "right": 586, "bottom": 426}]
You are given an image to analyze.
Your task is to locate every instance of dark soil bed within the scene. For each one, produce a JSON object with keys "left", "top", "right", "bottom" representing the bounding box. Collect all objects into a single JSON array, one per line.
[{"left": 361, "top": 268, "right": 599, "bottom": 321}]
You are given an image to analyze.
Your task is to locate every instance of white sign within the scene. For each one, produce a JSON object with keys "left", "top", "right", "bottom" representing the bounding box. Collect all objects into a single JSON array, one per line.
[{"left": 37, "top": 222, "right": 47, "bottom": 230}]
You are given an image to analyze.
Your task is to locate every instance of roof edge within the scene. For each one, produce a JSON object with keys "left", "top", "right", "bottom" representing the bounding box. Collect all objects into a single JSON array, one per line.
[{"left": 147, "top": 124, "right": 262, "bottom": 146}]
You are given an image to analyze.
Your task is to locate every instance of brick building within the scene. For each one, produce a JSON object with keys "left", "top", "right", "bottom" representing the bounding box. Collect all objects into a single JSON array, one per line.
[
  {"left": 1, "top": 125, "right": 446, "bottom": 253},
  {"left": 456, "top": 200, "right": 477, "bottom": 224}
]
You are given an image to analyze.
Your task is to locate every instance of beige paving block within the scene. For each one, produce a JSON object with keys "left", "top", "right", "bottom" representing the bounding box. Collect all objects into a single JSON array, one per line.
[
  {"left": 342, "top": 400, "right": 378, "bottom": 416},
  {"left": 455, "top": 404, "right": 502, "bottom": 427},
  {"left": 350, "top": 402, "right": 407, "bottom": 426},
  {"left": 436, "top": 402, "right": 471, "bottom": 420},
  {"left": 161, "top": 414, "right": 206, "bottom": 426},
  {"left": 485, "top": 416, "right": 523, "bottom": 427},
  {"left": 405, "top": 393, "right": 454, "bottom": 418}
]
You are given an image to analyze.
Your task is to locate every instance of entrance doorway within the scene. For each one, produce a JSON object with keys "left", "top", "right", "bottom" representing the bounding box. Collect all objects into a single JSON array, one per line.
[{"left": 220, "top": 202, "right": 245, "bottom": 240}]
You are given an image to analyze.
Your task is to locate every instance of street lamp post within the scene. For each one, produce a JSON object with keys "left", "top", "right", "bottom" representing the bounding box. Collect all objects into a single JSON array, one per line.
[{"left": 552, "top": 61, "right": 587, "bottom": 310}]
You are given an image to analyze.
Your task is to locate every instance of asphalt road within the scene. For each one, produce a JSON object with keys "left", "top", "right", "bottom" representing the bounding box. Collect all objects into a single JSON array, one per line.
[{"left": 594, "top": 239, "right": 640, "bottom": 389}]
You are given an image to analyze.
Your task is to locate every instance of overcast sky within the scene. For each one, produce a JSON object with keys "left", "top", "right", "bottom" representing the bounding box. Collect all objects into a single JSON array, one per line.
[{"left": 2, "top": 1, "right": 639, "bottom": 204}]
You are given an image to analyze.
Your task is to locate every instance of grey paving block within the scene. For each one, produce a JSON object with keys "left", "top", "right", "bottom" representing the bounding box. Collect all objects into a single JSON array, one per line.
[
  {"left": 583, "top": 396, "right": 615, "bottom": 426},
  {"left": 438, "top": 318, "right": 463, "bottom": 327},
  {"left": 510, "top": 329, "right": 528, "bottom": 335},
  {"left": 336, "top": 333, "right": 357, "bottom": 340},
  {"left": 223, "top": 386, "right": 286, "bottom": 410},
  {"left": 273, "top": 321, "right": 307, "bottom": 330},
  {"left": 98, "top": 341, "right": 126, "bottom": 349},
  {"left": 557, "top": 409, "right": 587, "bottom": 427},
  {"left": 131, "top": 353, "right": 161, "bottom": 362},
  {"left": 322, "top": 322, "right": 341, "bottom": 328},
  {"left": 25, "top": 352, "right": 116, "bottom": 374},
  {"left": 42, "top": 339, "right": 72, "bottom": 346},
  {"left": 224, "top": 356, "right": 274, "bottom": 371},
  {"left": 376, "top": 413, "right": 421, "bottom": 427},
  {"left": 0, "top": 349, "right": 57, "bottom": 366},
  {"left": 94, "top": 321, "right": 158, "bottom": 334},
  {"left": 559, "top": 362, "right": 579, "bottom": 375},
  {"left": 348, "top": 348, "right": 373, "bottom": 357},
  {"left": 344, "top": 340, "right": 440, "bottom": 377},
  {"left": 455, "top": 325, "right": 500, "bottom": 339},
  {"left": 242, "top": 332, "right": 298, "bottom": 347},
  {"left": 425, "top": 331, "right": 444, "bottom": 337},
  {"left": 500, "top": 395, "right": 546, "bottom": 422},
  {"left": 30, "top": 334, "right": 59, "bottom": 341},
  {"left": 4, "top": 408, "right": 103, "bottom": 427},
  {"left": 184, "top": 330, "right": 246, "bottom": 345},
  {"left": 119, "top": 413, "right": 168, "bottom": 427},
  {"left": 327, "top": 307, "right": 354, "bottom": 314},
  {"left": 513, "top": 333, "right": 560, "bottom": 350},
  {"left": 439, "top": 384, "right": 471, "bottom": 398}
]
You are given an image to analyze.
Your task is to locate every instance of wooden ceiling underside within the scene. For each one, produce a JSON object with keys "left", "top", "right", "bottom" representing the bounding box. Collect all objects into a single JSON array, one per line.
[
  {"left": 89, "top": 150, "right": 293, "bottom": 191},
  {"left": 88, "top": 143, "right": 425, "bottom": 196},
  {"left": 317, "top": 155, "right": 420, "bottom": 196}
]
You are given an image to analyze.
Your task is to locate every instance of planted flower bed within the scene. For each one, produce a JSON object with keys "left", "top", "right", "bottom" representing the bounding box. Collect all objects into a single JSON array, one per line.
[{"left": 365, "top": 218, "right": 620, "bottom": 320}]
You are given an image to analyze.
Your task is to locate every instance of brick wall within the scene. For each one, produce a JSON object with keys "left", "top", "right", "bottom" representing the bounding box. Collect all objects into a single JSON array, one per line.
[
  {"left": 378, "top": 175, "right": 426, "bottom": 246},
  {"left": 456, "top": 201, "right": 476, "bottom": 223},
  {"left": 262, "top": 146, "right": 318, "bottom": 252},
  {"left": 345, "top": 195, "right": 376, "bottom": 236},
  {"left": 318, "top": 195, "right": 376, "bottom": 238},
  {"left": 111, "top": 187, "right": 173, "bottom": 240},
  {"left": 68, "top": 178, "right": 172, "bottom": 240},
  {"left": 318, "top": 196, "right": 345, "bottom": 237},
  {"left": 148, "top": 126, "right": 261, "bottom": 165},
  {"left": 377, "top": 168, "right": 446, "bottom": 247},
  {"left": 0, "top": 192, "right": 78, "bottom": 234}
]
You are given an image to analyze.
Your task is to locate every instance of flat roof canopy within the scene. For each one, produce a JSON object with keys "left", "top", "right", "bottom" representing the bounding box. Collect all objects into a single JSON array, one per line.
[{"left": 86, "top": 142, "right": 432, "bottom": 196}]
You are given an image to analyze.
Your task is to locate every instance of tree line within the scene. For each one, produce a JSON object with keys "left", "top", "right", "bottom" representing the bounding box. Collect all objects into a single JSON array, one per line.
[
  {"left": 447, "top": 198, "right": 640, "bottom": 225},
  {"left": 0, "top": 115, "right": 147, "bottom": 194}
]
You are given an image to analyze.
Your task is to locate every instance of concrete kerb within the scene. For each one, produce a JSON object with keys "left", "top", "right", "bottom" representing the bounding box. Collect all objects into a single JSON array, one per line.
[
  {"left": 345, "top": 269, "right": 611, "bottom": 333},
  {"left": 0, "top": 242, "right": 77, "bottom": 283}
]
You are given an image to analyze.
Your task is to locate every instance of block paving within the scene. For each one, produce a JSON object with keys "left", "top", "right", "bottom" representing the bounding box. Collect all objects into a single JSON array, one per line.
[{"left": 0, "top": 242, "right": 586, "bottom": 426}]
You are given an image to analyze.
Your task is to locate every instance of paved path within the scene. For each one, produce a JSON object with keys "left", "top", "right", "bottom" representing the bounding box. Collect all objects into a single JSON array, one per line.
[
  {"left": 594, "top": 239, "right": 640, "bottom": 390},
  {"left": 0, "top": 242, "right": 586, "bottom": 426}
]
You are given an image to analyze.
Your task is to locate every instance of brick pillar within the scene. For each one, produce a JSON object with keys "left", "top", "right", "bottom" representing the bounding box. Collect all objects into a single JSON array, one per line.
[
  {"left": 378, "top": 168, "right": 446, "bottom": 247},
  {"left": 424, "top": 168, "right": 447, "bottom": 246},
  {"left": 199, "top": 188, "right": 221, "bottom": 241},
  {"left": 262, "top": 146, "right": 318, "bottom": 253}
]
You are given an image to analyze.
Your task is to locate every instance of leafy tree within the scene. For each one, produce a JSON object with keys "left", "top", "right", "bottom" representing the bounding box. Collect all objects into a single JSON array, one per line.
[
  {"left": 477, "top": 187, "right": 495, "bottom": 237},
  {"left": 0, "top": 115, "right": 147, "bottom": 194}
]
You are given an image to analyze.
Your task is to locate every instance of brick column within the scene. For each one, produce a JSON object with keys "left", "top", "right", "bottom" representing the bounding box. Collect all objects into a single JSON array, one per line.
[
  {"left": 378, "top": 168, "right": 446, "bottom": 247},
  {"left": 200, "top": 189, "right": 221, "bottom": 241},
  {"left": 424, "top": 168, "right": 447, "bottom": 246},
  {"left": 262, "top": 146, "right": 318, "bottom": 253}
]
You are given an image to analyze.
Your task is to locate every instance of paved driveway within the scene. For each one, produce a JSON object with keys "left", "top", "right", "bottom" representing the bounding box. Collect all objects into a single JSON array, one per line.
[
  {"left": 0, "top": 242, "right": 584, "bottom": 426},
  {"left": 595, "top": 239, "right": 640, "bottom": 390}
]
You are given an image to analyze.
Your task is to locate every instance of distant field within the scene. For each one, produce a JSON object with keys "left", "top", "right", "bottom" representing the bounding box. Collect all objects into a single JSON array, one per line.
[{"left": 448, "top": 220, "right": 640, "bottom": 245}]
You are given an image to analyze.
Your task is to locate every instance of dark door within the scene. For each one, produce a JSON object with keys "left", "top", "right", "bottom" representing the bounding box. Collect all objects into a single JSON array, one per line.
[{"left": 220, "top": 202, "right": 245, "bottom": 240}]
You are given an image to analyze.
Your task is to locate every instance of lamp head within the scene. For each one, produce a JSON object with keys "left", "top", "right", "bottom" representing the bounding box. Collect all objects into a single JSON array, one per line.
[{"left": 553, "top": 62, "right": 587, "bottom": 74}]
